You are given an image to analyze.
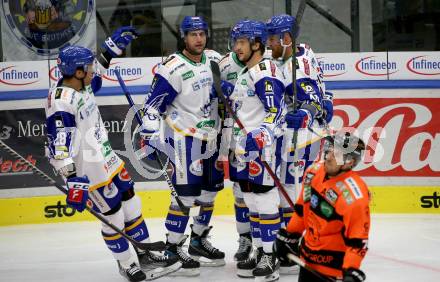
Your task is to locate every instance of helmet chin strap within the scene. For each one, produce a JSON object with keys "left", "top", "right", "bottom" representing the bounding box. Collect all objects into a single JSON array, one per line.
[{"left": 280, "top": 38, "right": 292, "bottom": 60}]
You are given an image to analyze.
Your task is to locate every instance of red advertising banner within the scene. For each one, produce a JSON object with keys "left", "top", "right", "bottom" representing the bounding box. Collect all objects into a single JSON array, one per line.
[{"left": 333, "top": 97, "right": 440, "bottom": 177}]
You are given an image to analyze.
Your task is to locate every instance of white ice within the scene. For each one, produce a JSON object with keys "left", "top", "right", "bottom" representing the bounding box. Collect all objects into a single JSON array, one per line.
[{"left": 1, "top": 215, "right": 439, "bottom": 282}]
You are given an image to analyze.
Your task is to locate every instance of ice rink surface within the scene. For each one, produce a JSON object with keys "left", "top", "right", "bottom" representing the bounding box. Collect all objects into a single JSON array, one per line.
[{"left": 1, "top": 214, "right": 439, "bottom": 282}]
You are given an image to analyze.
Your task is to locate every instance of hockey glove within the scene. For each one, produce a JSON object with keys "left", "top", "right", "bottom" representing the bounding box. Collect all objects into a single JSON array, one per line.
[
  {"left": 341, "top": 268, "right": 366, "bottom": 282},
  {"left": 245, "top": 127, "right": 273, "bottom": 154},
  {"left": 140, "top": 109, "right": 160, "bottom": 160},
  {"left": 102, "top": 26, "right": 139, "bottom": 58},
  {"left": 66, "top": 176, "right": 90, "bottom": 212},
  {"left": 322, "top": 91, "right": 334, "bottom": 124},
  {"left": 285, "top": 109, "right": 312, "bottom": 130},
  {"left": 273, "top": 228, "right": 301, "bottom": 264}
]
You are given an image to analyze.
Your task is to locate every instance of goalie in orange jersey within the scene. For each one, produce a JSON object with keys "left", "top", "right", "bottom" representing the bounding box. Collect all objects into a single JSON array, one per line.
[{"left": 274, "top": 129, "right": 370, "bottom": 282}]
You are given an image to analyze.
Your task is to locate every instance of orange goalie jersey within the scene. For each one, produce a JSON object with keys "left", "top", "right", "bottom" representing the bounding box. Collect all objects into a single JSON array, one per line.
[{"left": 286, "top": 161, "right": 371, "bottom": 278}]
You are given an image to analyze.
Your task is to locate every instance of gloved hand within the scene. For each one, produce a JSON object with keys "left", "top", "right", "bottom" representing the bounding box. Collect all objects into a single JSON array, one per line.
[
  {"left": 140, "top": 110, "right": 160, "bottom": 160},
  {"left": 273, "top": 228, "right": 301, "bottom": 264},
  {"left": 102, "top": 26, "right": 139, "bottom": 57},
  {"left": 341, "top": 268, "right": 366, "bottom": 282},
  {"left": 66, "top": 176, "right": 90, "bottom": 212},
  {"left": 322, "top": 91, "right": 334, "bottom": 123},
  {"left": 285, "top": 109, "right": 312, "bottom": 130},
  {"left": 245, "top": 127, "right": 272, "bottom": 154}
]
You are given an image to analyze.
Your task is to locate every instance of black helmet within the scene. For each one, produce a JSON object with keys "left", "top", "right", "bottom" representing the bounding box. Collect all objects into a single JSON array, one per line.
[{"left": 324, "top": 129, "right": 365, "bottom": 168}]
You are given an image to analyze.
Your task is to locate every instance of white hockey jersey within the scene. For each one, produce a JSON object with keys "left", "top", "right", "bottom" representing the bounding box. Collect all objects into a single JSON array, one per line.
[
  {"left": 230, "top": 59, "right": 285, "bottom": 148},
  {"left": 219, "top": 52, "right": 245, "bottom": 85},
  {"left": 45, "top": 84, "right": 124, "bottom": 191},
  {"left": 280, "top": 43, "right": 325, "bottom": 105},
  {"left": 144, "top": 49, "right": 222, "bottom": 141}
]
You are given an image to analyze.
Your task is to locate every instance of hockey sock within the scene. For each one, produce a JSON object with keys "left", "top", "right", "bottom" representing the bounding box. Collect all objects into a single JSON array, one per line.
[
  {"left": 165, "top": 204, "right": 190, "bottom": 243},
  {"left": 259, "top": 213, "right": 281, "bottom": 253},
  {"left": 125, "top": 215, "right": 150, "bottom": 243},
  {"left": 249, "top": 212, "right": 262, "bottom": 248},
  {"left": 192, "top": 200, "right": 214, "bottom": 235},
  {"left": 102, "top": 231, "right": 131, "bottom": 261},
  {"left": 122, "top": 195, "right": 150, "bottom": 243},
  {"left": 235, "top": 200, "right": 251, "bottom": 234},
  {"left": 280, "top": 207, "right": 294, "bottom": 227}
]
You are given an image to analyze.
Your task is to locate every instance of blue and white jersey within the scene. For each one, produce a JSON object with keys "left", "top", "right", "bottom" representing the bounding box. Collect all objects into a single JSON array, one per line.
[
  {"left": 219, "top": 52, "right": 245, "bottom": 86},
  {"left": 143, "top": 49, "right": 221, "bottom": 141},
  {"left": 231, "top": 59, "right": 285, "bottom": 140},
  {"left": 281, "top": 43, "right": 325, "bottom": 115},
  {"left": 230, "top": 59, "right": 285, "bottom": 185},
  {"left": 45, "top": 77, "right": 124, "bottom": 191}
]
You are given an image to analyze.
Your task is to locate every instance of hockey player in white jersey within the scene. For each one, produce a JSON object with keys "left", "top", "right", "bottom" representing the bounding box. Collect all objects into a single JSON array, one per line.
[
  {"left": 226, "top": 20, "right": 284, "bottom": 282},
  {"left": 266, "top": 13, "right": 334, "bottom": 275},
  {"left": 45, "top": 27, "right": 181, "bottom": 282},
  {"left": 218, "top": 20, "right": 252, "bottom": 262},
  {"left": 140, "top": 16, "right": 225, "bottom": 276}
]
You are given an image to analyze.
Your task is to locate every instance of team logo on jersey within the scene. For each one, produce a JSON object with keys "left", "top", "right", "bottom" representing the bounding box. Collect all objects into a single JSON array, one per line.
[
  {"left": 2, "top": 0, "right": 94, "bottom": 56},
  {"left": 249, "top": 161, "right": 262, "bottom": 177},
  {"left": 182, "top": 70, "right": 195, "bottom": 80},
  {"left": 189, "top": 160, "right": 203, "bottom": 176},
  {"left": 103, "top": 183, "right": 119, "bottom": 199}
]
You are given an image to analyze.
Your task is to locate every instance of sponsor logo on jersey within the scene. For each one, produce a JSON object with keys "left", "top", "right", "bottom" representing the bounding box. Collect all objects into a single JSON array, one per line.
[
  {"left": 101, "top": 140, "right": 113, "bottom": 157},
  {"left": 44, "top": 201, "right": 76, "bottom": 218},
  {"left": 355, "top": 56, "right": 398, "bottom": 76},
  {"left": 227, "top": 72, "right": 238, "bottom": 80},
  {"left": 319, "top": 201, "right": 334, "bottom": 218},
  {"left": 54, "top": 88, "right": 63, "bottom": 99},
  {"left": 103, "top": 183, "right": 119, "bottom": 198},
  {"left": 420, "top": 192, "right": 440, "bottom": 208},
  {"left": 189, "top": 160, "right": 203, "bottom": 176},
  {"left": 104, "top": 63, "right": 144, "bottom": 82},
  {"left": 325, "top": 189, "right": 338, "bottom": 204},
  {"left": 0, "top": 66, "right": 40, "bottom": 86},
  {"left": 406, "top": 55, "right": 440, "bottom": 76},
  {"left": 310, "top": 194, "right": 319, "bottom": 208},
  {"left": 346, "top": 177, "right": 363, "bottom": 199},
  {"left": 240, "top": 79, "right": 247, "bottom": 85},
  {"left": 77, "top": 98, "right": 85, "bottom": 110},
  {"left": 0, "top": 155, "right": 36, "bottom": 176},
  {"left": 288, "top": 160, "right": 305, "bottom": 176},
  {"left": 265, "top": 80, "right": 274, "bottom": 93},
  {"left": 258, "top": 62, "right": 267, "bottom": 71},
  {"left": 196, "top": 120, "right": 215, "bottom": 129},
  {"left": 182, "top": 70, "right": 195, "bottom": 80},
  {"left": 249, "top": 161, "right": 262, "bottom": 177}
]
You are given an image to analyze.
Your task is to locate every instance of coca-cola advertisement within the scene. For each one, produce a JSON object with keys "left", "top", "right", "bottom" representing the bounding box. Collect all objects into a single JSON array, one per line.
[{"left": 331, "top": 93, "right": 440, "bottom": 184}]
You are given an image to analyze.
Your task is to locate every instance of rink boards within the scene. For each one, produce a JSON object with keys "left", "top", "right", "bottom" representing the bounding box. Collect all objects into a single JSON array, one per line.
[{"left": 0, "top": 184, "right": 439, "bottom": 226}]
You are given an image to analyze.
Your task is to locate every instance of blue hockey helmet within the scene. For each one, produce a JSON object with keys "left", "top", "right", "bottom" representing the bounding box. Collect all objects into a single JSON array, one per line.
[
  {"left": 179, "top": 16, "right": 209, "bottom": 38},
  {"left": 266, "top": 14, "right": 299, "bottom": 39},
  {"left": 57, "top": 46, "right": 95, "bottom": 76},
  {"left": 232, "top": 20, "right": 267, "bottom": 45}
]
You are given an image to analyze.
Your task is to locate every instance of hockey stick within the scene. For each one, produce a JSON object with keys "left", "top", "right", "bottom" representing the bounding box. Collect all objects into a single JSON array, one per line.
[
  {"left": 0, "top": 139, "right": 166, "bottom": 251},
  {"left": 210, "top": 60, "right": 295, "bottom": 209},
  {"left": 113, "top": 69, "right": 201, "bottom": 217},
  {"left": 287, "top": 253, "right": 337, "bottom": 282},
  {"left": 290, "top": 0, "right": 307, "bottom": 202}
]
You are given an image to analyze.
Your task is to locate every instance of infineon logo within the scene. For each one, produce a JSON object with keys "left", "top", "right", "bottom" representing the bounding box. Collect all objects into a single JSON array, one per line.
[
  {"left": 103, "top": 62, "right": 144, "bottom": 82},
  {"left": 49, "top": 66, "right": 62, "bottom": 81},
  {"left": 355, "top": 56, "right": 398, "bottom": 76},
  {"left": 317, "top": 57, "right": 347, "bottom": 77},
  {"left": 0, "top": 66, "right": 39, "bottom": 86},
  {"left": 406, "top": 55, "right": 440, "bottom": 76}
]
